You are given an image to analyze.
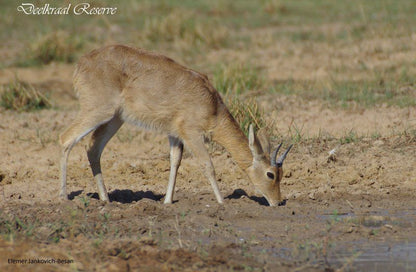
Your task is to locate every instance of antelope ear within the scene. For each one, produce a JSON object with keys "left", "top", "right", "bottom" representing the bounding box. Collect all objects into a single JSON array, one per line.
[
  {"left": 248, "top": 124, "right": 264, "bottom": 161},
  {"left": 257, "top": 127, "right": 270, "bottom": 155}
]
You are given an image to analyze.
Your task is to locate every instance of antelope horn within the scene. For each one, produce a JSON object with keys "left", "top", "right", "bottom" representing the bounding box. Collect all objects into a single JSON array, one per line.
[
  {"left": 270, "top": 143, "right": 282, "bottom": 166},
  {"left": 276, "top": 144, "right": 293, "bottom": 167}
]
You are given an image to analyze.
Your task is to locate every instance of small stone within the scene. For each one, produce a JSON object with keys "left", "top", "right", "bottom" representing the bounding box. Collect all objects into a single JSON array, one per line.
[{"left": 308, "top": 192, "right": 316, "bottom": 200}]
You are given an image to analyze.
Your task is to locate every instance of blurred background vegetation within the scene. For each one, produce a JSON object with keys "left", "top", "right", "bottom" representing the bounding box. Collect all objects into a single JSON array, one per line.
[{"left": 0, "top": 0, "right": 415, "bottom": 128}]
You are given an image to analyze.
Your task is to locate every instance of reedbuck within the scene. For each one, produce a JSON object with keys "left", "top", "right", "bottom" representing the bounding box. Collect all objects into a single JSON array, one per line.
[{"left": 59, "top": 45, "right": 292, "bottom": 206}]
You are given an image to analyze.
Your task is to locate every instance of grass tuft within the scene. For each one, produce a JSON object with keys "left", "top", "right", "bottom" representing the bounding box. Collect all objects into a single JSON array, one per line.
[
  {"left": 17, "top": 31, "right": 83, "bottom": 66},
  {"left": 340, "top": 129, "right": 359, "bottom": 144},
  {"left": 263, "top": 0, "right": 288, "bottom": 14},
  {"left": 140, "top": 9, "right": 228, "bottom": 51},
  {"left": 226, "top": 96, "right": 268, "bottom": 136},
  {"left": 213, "top": 63, "right": 264, "bottom": 95},
  {"left": 0, "top": 216, "right": 36, "bottom": 241},
  {"left": 213, "top": 63, "right": 268, "bottom": 135},
  {"left": 1, "top": 78, "right": 52, "bottom": 111}
]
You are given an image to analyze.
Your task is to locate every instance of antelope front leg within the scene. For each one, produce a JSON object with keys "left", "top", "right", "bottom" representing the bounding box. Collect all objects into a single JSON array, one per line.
[
  {"left": 184, "top": 135, "right": 224, "bottom": 204},
  {"left": 164, "top": 136, "right": 184, "bottom": 204},
  {"left": 203, "top": 160, "right": 224, "bottom": 204}
]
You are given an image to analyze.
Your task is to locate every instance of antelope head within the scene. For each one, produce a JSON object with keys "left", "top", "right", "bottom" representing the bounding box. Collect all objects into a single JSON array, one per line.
[{"left": 246, "top": 124, "right": 292, "bottom": 206}]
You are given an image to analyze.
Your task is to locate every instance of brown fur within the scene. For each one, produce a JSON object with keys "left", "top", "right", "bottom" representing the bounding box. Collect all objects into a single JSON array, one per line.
[{"left": 59, "top": 45, "right": 287, "bottom": 206}]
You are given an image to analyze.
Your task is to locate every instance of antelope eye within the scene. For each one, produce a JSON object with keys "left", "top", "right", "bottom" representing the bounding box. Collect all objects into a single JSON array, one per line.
[{"left": 266, "top": 172, "right": 275, "bottom": 180}]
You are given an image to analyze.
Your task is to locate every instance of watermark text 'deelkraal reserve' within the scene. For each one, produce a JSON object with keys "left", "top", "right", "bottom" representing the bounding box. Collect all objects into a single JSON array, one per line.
[
  {"left": 8, "top": 258, "right": 74, "bottom": 265},
  {"left": 17, "top": 2, "right": 117, "bottom": 15}
]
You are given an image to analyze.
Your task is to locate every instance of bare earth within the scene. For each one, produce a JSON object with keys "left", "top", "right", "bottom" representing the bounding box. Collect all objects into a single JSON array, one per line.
[{"left": 1, "top": 63, "right": 415, "bottom": 271}]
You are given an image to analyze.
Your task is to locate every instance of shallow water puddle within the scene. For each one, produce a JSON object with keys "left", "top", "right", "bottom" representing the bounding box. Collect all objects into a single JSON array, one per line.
[
  {"left": 329, "top": 240, "right": 416, "bottom": 271},
  {"left": 321, "top": 208, "right": 416, "bottom": 225},
  {"left": 324, "top": 209, "right": 416, "bottom": 271},
  {"left": 226, "top": 207, "right": 415, "bottom": 270}
]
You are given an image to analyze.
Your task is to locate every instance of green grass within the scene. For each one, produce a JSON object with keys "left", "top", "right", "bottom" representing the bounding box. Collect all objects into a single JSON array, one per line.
[
  {"left": 1, "top": 78, "right": 52, "bottom": 111},
  {"left": 0, "top": 206, "right": 113, "bottom": 244},
  {"left": 271, "top": 78, "right": 416, "bottom": 108},
  {"left": 212, "top": 63, "right": 269, "bottom": 136},
  {"left": 340, "top": 130, "right": 359, "bottom": 144},
  {"left": 1, "top": 0, "right": 415, "bottom": 108},
  {"left": 16, "top": 31, "right": 84, "bottom": 66},
  {"left": 138, "top": 8, "right": 228, "bottom": 52},
  {"left": 213, "top": 63, "right": 264, "bottom": 95},
  {"left": 0, "top": 215, "right": 37, "bottom": 241},
  {"left": 226, "top": 97, "right": 268, "bottom": 136},
  {"left": 3, "top": 0, "right": 414, "bottom": 50}
]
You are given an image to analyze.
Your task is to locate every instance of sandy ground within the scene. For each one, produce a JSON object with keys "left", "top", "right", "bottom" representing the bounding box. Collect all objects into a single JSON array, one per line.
[{"left": 0, "top": 61, "right": 415, "bottom": 271}]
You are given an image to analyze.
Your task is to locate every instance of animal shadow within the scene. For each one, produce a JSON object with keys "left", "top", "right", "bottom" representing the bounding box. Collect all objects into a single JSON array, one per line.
[
  {"left": 68, "top": 190, "right": 83, "bottom": 200},
  {"left": 69, "top": 189, "right": 163, "bottom": 203},
  {"left": 226, "top": 189, "right": 287, "bottom": 206}
]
